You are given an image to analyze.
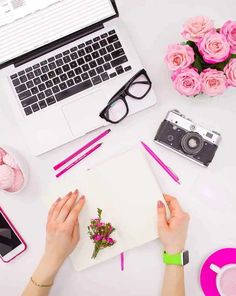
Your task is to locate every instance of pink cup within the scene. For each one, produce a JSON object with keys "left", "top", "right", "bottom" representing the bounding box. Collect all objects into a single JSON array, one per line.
[{"left": 210, "top": 263, "right": 236, "bottom": 296}]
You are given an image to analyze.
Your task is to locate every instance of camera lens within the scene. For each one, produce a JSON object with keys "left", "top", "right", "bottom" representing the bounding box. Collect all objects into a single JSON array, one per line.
[{"left": 181, "top": 132, "right": 204, "bottom": 155}]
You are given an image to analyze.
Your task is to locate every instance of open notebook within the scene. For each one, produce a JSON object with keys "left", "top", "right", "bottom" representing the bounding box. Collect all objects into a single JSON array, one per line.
[{"left": 45, "top": 149, "right": 163, "bottom": 271}]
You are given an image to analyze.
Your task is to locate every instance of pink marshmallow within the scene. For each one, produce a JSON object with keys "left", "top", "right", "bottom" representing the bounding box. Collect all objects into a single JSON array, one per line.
[
  {"left": 0, "top": 148, "right": 7, "bottom": 165},
  {"left": 3, "top": 153, "right": 19, "bottom": 169},
  {"left": 0, "top": 164, "right": 15, "bottom": 190},
  {"left": 6, "top": 169, "right": 24, "bottom": 193}
]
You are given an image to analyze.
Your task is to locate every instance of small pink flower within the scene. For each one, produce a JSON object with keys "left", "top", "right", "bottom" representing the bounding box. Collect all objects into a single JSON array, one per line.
[
  {"left": 221, "top": 20, "right": 236, "bottom": 54},
  {"left": 93, "top": 235, "right": 103, "bottom": 242},
  {"left": 106, "top": 237, "right": 114, "bottom": 244},
  {"left": 96, "top": 222, "right": 105, "bottom": 227},
  {"left": 200, "top": 69, "right": 227, "bottom": 96},
  {"left": 165, "top": 44, "right": 195, "bottom": 71},
  {"left": 224, "top": 58, "right": 236, "bottom": 86},
  {"left": 198, "top": 30, "right": 230, "bottom": 64},
  {"left": 181, "top": 16, "right": 214, "bottom": 42},
  {"left": 172, "top": 68, "right": 202, "bottom": 97}
]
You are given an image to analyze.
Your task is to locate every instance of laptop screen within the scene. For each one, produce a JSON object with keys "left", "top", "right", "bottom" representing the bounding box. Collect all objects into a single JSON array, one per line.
[{"left": 0, "top": 0, "right": 116, "bottom": 66}]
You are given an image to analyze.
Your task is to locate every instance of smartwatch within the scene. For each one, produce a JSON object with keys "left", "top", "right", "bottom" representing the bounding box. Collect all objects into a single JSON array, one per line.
[{"left": 163, "top": 250, "right": 189, "bottom": 266}]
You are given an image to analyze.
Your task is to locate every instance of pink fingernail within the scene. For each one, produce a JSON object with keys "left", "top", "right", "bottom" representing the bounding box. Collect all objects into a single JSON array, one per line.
[
  {"left": 158, "top": 200, "right": 164, "bottom": 208},
  {"left": 80, "top": 196, "right": 85, "bottom": 201}
]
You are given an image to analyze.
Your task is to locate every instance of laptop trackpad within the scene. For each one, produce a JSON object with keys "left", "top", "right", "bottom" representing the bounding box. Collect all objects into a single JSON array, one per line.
[{"left": 62, "top": 91, "right": 107, "bottom": 137}]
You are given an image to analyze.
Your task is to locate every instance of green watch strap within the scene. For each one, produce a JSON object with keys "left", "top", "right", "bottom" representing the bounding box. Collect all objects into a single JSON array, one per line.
[
  {"left": 163, "top": 251, "right": 182, "bottom": 265},
  {"left": 163, "top": 250, "right": 189, "bottom": 266}
]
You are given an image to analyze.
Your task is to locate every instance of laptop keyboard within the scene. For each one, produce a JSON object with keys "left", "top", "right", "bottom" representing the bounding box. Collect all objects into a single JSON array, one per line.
[{"left": 10, "top": 30, "right": 132, "bottom": 116}]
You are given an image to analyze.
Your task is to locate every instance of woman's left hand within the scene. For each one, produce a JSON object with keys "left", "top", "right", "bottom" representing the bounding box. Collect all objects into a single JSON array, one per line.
[{"left": 44, "top": 189, "right": 85, "bottom": 270}]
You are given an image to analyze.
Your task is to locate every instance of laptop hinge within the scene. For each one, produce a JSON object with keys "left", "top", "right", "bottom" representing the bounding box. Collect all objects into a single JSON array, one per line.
[{"left": 13, "top": 22, "right": 104, "bottom": 68}]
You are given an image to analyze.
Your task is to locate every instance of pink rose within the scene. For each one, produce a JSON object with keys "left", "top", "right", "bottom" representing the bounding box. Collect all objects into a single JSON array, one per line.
[
  {"left": 172, "top": 68, "right": 202, "bottom": 96},
  {"left": 198, "top": 30, "right": 230, "bottom": 64},
  {"left": 224, "top": 58, "right": 236, "bottom": 86},
  {"left": 200, "top": 69, "right": 227, "bottom": 96},
  {"left": 182, "top": 16, "right": 214, "bottom": 42},
  {"left": 221, "top": 20, "right": 236, "bottom": 54},
  {"left": 165, "top": 44, "right": 194, "bottom": 71}
]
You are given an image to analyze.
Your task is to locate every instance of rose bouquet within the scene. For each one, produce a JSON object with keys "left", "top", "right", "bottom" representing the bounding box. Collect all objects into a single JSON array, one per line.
[
  {"left": 88, "top": 208, "right": 116, "bottom": 259},
  {"left": 165, "top": 16, "right": 236, "bottom": 97}
]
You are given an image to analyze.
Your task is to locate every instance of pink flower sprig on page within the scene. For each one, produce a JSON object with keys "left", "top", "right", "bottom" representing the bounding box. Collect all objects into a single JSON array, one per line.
[{"left": 88, "top": 208, "right": 116, "bottom": 259}]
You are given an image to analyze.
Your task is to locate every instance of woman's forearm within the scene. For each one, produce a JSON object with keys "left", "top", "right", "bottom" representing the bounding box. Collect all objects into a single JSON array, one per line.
[
  {"left": 161, "top": 265, "right": 185, "bottom": 296},
  {"left": 22, "top": 254, "right": 61, "bottom": 296}
]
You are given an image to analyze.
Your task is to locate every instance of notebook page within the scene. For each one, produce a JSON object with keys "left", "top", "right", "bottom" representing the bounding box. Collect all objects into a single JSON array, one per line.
[
  {"left": 91, "top": 149, "right": 163, "bottom": 249},
  {"left": 0, "top": 0, "right": 116, "bottom": 65}
]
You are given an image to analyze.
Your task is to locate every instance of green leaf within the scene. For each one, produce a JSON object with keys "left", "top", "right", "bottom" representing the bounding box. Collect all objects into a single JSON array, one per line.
[
  {"left": 208, "top": 57, "right": 231, "bottom": 71},
  {"left": 186, "top": 40, "right": 195, "bottom": 47},
  {"left": 192, "top": 54, "right": 204, "bottom": 73},
  {"left": 231, "top": 54, "right": 236, "bottom": 59}
]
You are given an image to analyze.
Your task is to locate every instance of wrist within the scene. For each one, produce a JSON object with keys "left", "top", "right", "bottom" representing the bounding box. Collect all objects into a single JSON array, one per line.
[
  {"left": 164, "top": 245, "right": 185, "bottom": 255},
  {"left": 33, "top": 253, "right": 63, "bottom": 284}
]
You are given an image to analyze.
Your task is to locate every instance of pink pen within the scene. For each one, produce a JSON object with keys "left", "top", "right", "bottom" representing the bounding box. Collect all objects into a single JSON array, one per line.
[
  {"left": 120, "top": 252, "right": 124, "bottom": 271},
  {"left": 56, "top": 143, "right": 103, "bottom": 178},
  {"left": 141, "top": 141, "right": 180, "bottom": 184},
  {"left": 54, "top": 129, "right": 111, "bottom": 171}
]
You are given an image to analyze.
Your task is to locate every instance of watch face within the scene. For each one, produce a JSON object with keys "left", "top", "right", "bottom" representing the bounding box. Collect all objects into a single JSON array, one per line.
[{"left": 183, "top": 251, "right": 189, "bottom": 265}]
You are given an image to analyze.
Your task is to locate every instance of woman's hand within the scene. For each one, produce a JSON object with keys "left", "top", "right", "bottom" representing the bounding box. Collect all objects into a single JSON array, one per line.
[
  {"left": 22, "top": 190, "right": 85, "bottom": 296},
  {"left": 157, "top": 194, "right": 190, "bottom": 254},
  {"left": 43, "top": 190, "right": 85, "bottom": 271}
]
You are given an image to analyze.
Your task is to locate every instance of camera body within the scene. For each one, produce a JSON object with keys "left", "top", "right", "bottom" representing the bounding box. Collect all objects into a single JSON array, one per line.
[{"left": 154, "top": 110, "right": 221, "bottom": 167}]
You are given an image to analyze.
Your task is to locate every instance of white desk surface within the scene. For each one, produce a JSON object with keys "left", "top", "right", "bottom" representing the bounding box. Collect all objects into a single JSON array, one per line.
[{"left": 1, "top": 0, "right": 236, "bottom": 295}]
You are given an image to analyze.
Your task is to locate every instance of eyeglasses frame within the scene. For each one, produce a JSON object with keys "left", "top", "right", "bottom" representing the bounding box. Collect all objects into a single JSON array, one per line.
[{"left": 99, "top": 69, "right": 152, "bottom": 124}]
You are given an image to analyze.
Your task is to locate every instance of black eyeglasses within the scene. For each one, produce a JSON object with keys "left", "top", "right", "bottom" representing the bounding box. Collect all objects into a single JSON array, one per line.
[{"left": 99, "top": 69, "right": 152, "bottom": 124}]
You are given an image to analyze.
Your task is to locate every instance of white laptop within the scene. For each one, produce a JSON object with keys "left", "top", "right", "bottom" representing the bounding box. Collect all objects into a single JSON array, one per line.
[{"left": 0, "top": 0, "right": 157, "bottom": 156}]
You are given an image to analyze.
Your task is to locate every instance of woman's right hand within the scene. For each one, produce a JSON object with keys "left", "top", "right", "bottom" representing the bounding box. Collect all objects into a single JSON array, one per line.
[{"left": 157, "top": 195, "right": 190, "bottom": 254}]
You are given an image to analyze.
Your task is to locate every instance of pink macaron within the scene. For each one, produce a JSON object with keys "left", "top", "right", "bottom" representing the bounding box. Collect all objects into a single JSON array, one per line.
[
  {"left": 0, "top": 164, "right": 15, "bottom": 190},
  {"left": 5, "top": 169, "right": 25, "bottom": 193},
  {"left": 0, "top": 148, "right": 6, "bottom": 165},
  {"left": 3, "top": 153, "right": 20, "bottom": 169}
]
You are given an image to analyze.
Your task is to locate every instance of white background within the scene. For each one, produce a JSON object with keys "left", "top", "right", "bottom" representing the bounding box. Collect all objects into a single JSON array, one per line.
[{"left": 1, "top": 0, "right": 236, "bottom": 295}]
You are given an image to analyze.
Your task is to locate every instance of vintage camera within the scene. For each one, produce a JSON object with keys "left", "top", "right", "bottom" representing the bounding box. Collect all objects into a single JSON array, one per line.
[{"left": 154, "top": 110, "right": 221, "bottom": 167}]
